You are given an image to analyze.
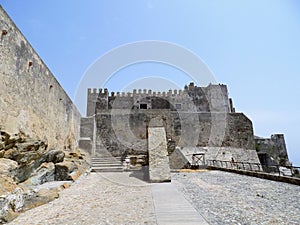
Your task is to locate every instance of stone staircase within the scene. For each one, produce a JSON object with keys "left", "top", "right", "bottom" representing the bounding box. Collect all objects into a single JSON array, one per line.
[{"left": 91, "top": 147, "right": 124, "bottom": 172}]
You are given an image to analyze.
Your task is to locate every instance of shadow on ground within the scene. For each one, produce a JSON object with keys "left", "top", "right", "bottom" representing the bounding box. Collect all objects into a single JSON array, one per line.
[{"left": 129, "top": 166, "right": 150, "bottom": 182}]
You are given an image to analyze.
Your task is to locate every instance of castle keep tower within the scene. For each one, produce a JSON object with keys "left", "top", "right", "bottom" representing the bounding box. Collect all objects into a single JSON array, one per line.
[{"left": 81, "top": 82, "right": 261, "bottom": 169}]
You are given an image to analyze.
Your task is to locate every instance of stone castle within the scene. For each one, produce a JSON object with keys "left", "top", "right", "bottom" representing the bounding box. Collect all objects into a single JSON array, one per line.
[
  {"left": 0, "top": 4, "right": 293, "bottom": 222},
  {"left": 81, "top": 82, "right": 290, "bottom": 170}
]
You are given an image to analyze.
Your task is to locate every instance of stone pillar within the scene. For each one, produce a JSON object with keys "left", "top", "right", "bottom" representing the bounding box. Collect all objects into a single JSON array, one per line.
[{"left": 148, "top": 118, "right": 171, "bottom": 183}]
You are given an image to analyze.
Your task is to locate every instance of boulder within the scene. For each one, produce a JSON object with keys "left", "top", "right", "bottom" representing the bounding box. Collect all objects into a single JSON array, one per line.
[
  {"left": 0, "top": 176, "right": 18, "bottom": 195},
  {"left": 3, "top": 148, "right": 19, "bottom": 161},
  {"left": 54, "top": 161, "right": 76, "bottom": 181},
  {"left": 0, "top": 131, "right": 10, "bottom": 144},
  {"left": 46, "top": 150, "right": 65, "bottom": 163},
  {"left": 14, "top": 160, "right": 44, "bottom": 183},
  {"left": 0, "top": 186, "right": 24, "bottom": 224},
  {"left": 23, "top": 162, "right": 55, "bottom": 186},
  {"left": 23, "top": 188, "right": 59, "bottom": 211},
  {"left": 0, "top": 158, "right": 18, "bottom": 178},
  {"left": 16, "top": 140, "right": 47, "bottom": 153}
]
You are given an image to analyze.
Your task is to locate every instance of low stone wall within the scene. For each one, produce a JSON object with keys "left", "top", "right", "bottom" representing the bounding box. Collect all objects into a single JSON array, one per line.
[{"left": 0, "top": 6, "right": 81, "bottom": 151}]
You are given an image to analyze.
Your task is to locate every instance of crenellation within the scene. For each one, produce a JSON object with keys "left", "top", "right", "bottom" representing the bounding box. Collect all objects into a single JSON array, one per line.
[
  {"left": 88, "top": 83, "right": 232, "bottom": 113},
  {"left": 104, "top": 88, "right": 108, "bottom": 95}
]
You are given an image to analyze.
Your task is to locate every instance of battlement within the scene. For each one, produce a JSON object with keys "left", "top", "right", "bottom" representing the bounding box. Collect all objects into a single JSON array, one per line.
[
  {"left": 86, "top": 83, "right": 231, "bottom": 114},
  {"left": 87, "top": 82, "right": 228, "bottom": 99},
  {"left": 88, "top": 88, "right": 188, "bottom": 98}
]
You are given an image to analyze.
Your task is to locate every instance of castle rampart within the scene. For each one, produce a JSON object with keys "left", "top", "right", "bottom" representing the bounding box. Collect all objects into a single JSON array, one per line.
[
  {"left": 86, "top": 82, "right": 232, "bottom": 116},
  {"left": 0, "top": 6, "right": 81, "bottom": 150}
]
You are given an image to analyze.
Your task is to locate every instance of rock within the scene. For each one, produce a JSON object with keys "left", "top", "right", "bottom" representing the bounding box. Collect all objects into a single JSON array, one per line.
[
  {"left": 0, "top": 176, "right": 18, "bottom": 195},
  {"left": 54, "top": 161, "right": 76, "bottom": 181},
  {"left": 0, "top": 131, "right": 10, "bottom": 143},
  {"left": 15, "top": 140, "right": 47, "bottom": 153},
  {"left": 23, "top": 162, "right": 55, "bottom": 186},
  {"left": 3, "top": 148, "right": 19, "bottom": 160},
  {"left": 46, "top": 150, "right": 65, "bottom": 163},
  {"left": 15, "top": 151, "right": 42, "bottom": 165},
  {"left": 0, "top": 187, "right": 24, "bottom": 223},
  {"left": 14, "top": 160, "right": 44, "bottom": 183},
  {"left": 0, "top": 141, "right": 4, "bottom": 151},
  {"left": 0, "top": 207, "right": 19, "bottom": 224},
  {"left": 61, "top": 182, "right": 71, "bottom": 189},
  {"left": 0, "top": 158, "right": 18, "bottom": 177},
  {"left": 23, "top": 188, "right": 59, "bottom": 211}
]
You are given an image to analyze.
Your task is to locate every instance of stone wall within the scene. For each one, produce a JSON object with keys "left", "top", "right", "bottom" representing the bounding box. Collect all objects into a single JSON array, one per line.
[
  {"left": 87, "top": 82, "right": 231, "bottom": 113},
  {"left": 177, "top": 147, "right": 260, "bottom": 165},
  {"left": 255, "top": 134, "right": 290, "bottom": 166},
  {"left": 95, "top": 111, "right": 255, "bottom": 158},
  {"left": 0, "top": 6, "right": 81, "bottom": 150}
]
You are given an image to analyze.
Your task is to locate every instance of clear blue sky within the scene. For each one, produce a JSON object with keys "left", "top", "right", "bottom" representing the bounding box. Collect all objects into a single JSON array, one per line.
[{"left": 1, "top": 0, "right": 300, "bottom": 165}]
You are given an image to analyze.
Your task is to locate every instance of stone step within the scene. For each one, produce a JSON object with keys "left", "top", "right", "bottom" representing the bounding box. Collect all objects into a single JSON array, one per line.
[
  {"left": 91, "top": 168, "right": 124, "bottom": 172},
  {"left": 91, "top": 158, "right": 121, "bottom": 162},
  {"left": 91, "top": 167, "right": 124, "bottom": 172},
  {"left": 91, "top": 157, "right": 124, "bottom": 173},
  {"left": 92, "top": 162, "right": 122, "bottom": 166},
  {"left": 91, "top": 157, "right": 121, "bottom": 160},
  {"left": 91, "top": 161, "right": 122, "bottom": 164},
  {"left": 92, "top": 164, "right": 123, "bottom": 168}
]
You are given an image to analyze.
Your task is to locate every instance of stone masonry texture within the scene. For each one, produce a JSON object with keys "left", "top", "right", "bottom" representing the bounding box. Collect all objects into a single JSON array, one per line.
[
  {"left": 148, "top": 127, "right": 171, "bottom": 182},
  {"left": 0, "top": 6, "right": 81, "bottom": 150}
]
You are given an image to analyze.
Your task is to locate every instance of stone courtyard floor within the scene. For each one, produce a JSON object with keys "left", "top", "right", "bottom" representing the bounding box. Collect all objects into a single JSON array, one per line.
[{"left": 8, "top": 170, "right": 300, "bottom": 225}]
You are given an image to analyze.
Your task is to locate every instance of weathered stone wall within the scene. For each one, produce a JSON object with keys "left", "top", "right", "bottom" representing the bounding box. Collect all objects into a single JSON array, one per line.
[
  {"left": 87, "top": 82, "right": 231, "bottom": 113},
  {"left": 95, "top": 111, "right": 255, "bottom": 158},
  {"left": 178, "top": 147, "right": 260, "bottom": 165},
  {"left": 0, "top": 6, "right": 81, "bottom": 150},
  {"left": 255, "top": 134, "right": 290, "bottom": 166}
]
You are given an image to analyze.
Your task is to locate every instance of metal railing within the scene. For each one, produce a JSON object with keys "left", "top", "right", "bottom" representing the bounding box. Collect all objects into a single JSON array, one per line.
[
  {"left": 207, "top": 160, "right": 300, "bottom": 178},
  {"left": 207, "top": 160, "right": 262, "bottom": 172}
]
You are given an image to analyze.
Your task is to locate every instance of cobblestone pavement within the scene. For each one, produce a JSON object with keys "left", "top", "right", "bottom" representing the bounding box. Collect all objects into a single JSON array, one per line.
[
  {"left": 9, "top": 172, "right": 156, "bottom": 225},
  {"left": 8, "top": 170, "right": 300, "bottom": 225},
  {"left": 172, "top": 170, "right": 300, "bottom": 225}
]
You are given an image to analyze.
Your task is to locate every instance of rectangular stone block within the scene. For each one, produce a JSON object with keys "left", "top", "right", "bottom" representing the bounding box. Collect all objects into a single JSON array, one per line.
[{"left": 148, "top": 127, "right": 171, "bottom": 183}]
